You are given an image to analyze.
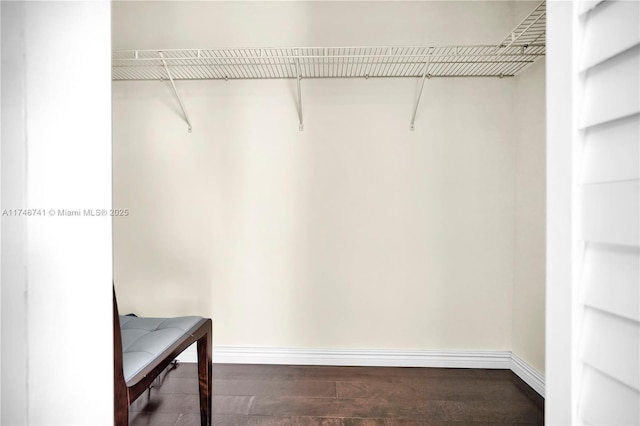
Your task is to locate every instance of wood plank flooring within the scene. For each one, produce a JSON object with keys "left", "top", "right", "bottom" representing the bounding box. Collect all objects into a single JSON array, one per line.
[{"left": 129, "top": 363, "right": 544, "bottom": 426}]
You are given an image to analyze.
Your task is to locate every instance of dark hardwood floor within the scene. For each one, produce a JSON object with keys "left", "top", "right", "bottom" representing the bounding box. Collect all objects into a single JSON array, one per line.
[{"left": 129, "top": 363, "right": 544, "bottom": 426}]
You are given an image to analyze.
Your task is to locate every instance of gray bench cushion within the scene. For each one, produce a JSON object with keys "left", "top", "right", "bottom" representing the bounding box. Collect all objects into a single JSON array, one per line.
[{"left": 119, "top": 315, "right": 203, "bottom": 383}]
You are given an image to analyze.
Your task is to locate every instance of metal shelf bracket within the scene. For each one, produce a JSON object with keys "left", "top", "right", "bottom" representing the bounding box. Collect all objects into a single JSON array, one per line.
[
  {"left": 295, "top": 51, "right": 304, "bottom": 131},
  {"left": 410, "top": 52, "right": 432, "bottom": 131},
  {"left": 159, "top": 51, "right": 193, "bottom": 133}
]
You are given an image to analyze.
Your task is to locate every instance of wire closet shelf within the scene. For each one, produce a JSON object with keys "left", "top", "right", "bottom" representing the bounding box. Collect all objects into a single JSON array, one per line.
[
  {"left": 112, "top": 1, "right": 545, "bottom": 131},
  {"left": 112, "top": 44, "right": 546, "bottom": 81},
  {"left": 112, "top": 1, "right": 546, "bottom": 81}
]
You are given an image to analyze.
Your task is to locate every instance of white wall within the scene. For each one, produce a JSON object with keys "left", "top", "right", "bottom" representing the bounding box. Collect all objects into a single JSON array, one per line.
[
  {"left": 112, "top": 1, "right": 543, "bottom": 360},
  {"left": 1, "top": 2, "right": 28, "bottom": 421},
  {"left": 1, "top": 1, "right": 113, "bottom": 424}
]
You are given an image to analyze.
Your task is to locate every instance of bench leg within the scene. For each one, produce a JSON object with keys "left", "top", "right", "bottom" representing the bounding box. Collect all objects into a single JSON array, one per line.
[
  {"left": 114, "top": 402, "right": 128, "bottom": 426},
  {"left": 197, "top": 320, "right": 212, "bottom": 426},
  {"left": 113, "top": 288, "right": 130, "bottom": 426}
]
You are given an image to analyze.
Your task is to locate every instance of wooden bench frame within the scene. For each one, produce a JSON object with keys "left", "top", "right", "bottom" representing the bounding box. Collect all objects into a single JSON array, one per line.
[{"left": 113, "top": 290, "right": 212, "bottom": 425}]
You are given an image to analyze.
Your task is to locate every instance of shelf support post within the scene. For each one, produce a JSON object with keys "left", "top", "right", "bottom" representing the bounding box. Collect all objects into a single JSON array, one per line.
[
  {"left": 159, "top": 51, "right": 193, "bottom": 133},
  {"left": 410, "top": 53, "right": 432, "bottom": 131},
  {"left": 295, "top": 51, "right": 304, "bottom": 131}
]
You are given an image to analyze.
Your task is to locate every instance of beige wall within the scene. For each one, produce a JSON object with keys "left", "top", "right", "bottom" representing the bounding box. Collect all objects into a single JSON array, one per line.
[
  {"left": 113, "top": 1, "right": 544, "bottom": 360},
  {"left": 513, "top": 57, "right": 546, "bottom": 373},
  {"left": 111, "top": 1, "right": 514, "bottom": 49}
]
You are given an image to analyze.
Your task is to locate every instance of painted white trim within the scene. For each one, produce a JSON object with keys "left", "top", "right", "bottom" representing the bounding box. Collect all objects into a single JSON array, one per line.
[
  {"left": 175, "top": 346, "right": 544, "bottom": 397},
  {"left": 211, "top": 347, "right": 512, "bottom": 369},
  {"left": 510, "top": 352, "right": 545, "bottom": 397},
  {"left": 546, "top": 2, "right": 576, "bottom": 424}
]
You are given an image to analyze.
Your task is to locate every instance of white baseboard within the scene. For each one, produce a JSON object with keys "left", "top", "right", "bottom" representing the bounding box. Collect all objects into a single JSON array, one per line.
[
  {"left": 175, "top": 345, "right": 544, "bottom": 397},
  {"left": 211, "top": 346, "right": 513, "bottom": 369},
  {"left": 510, "top": 352, "right": 545, "bottom": 397}
]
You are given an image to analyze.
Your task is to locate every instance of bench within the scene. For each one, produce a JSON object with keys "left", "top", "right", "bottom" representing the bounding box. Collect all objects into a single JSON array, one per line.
[{"left": 113, "top": 289, "right": 212, "bottom": 425}]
